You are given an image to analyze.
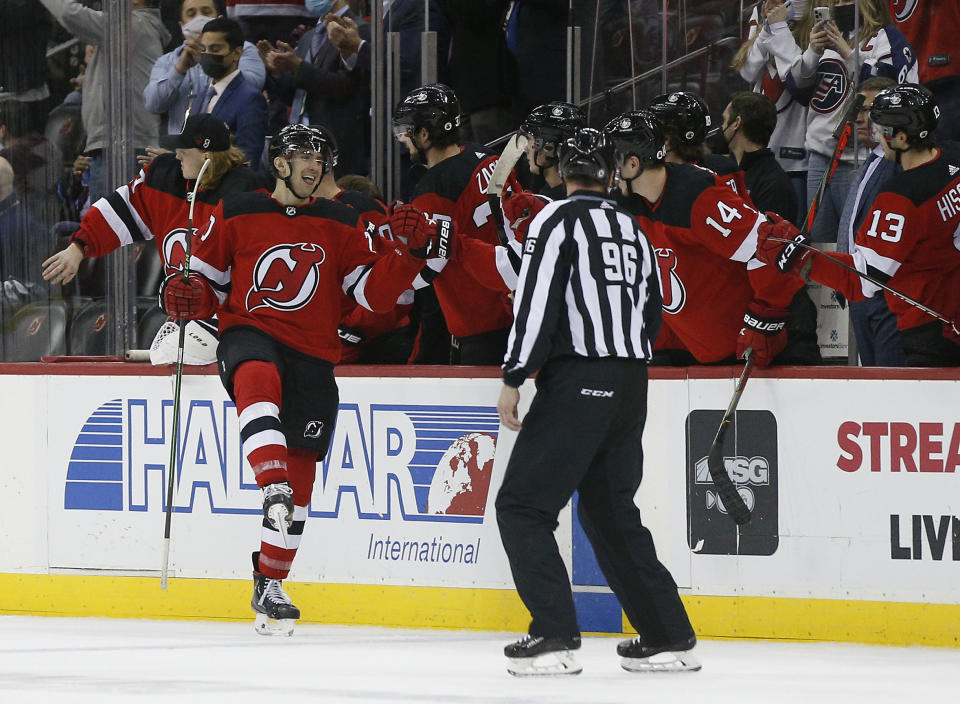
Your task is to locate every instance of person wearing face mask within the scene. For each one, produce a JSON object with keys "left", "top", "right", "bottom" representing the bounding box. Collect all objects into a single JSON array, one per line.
[
  {"left": 605, "top": 109, "right": 817, "bottom": 367},
  {"left": 757, "top": 83, "right": 960, "bottom": 366},
  {"left": 144, "top": 0, "right": 266, "bottom": 137},
  {"left": 786, "top": 0, "right": 918, "bottom": 245},
  {"left": 721, "top": 91, "right": 799, "bottom": 224},
  {"left": 158, "top": 123, "right": 447, "bottom": 635},
  {"left": 187, "top": 17, "right": 268, "bottom": 168},
  {"left": 256, "top": 0, "right": 372, "bottom": 177}
]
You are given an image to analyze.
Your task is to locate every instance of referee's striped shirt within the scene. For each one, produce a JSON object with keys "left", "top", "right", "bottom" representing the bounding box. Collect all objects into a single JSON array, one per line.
[{"left": 502, "top": 191, "right": 663, "bottom": 387}]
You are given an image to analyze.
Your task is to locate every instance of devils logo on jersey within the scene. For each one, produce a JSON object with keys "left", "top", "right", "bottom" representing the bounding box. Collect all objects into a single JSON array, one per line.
[
  {"left": 162, "top": 215, "right": 216, "bottom": 273},
  {"left": 655, "top": 248, "right": 686, "bottom": 314},
  {"left": 811, "top": 58, "right": 849, "bottom": 114},
  {"left": 892, "top": 0, "right": 919, "bottom": 22},
  {"left": 246, "top": 243, "right": 327, "bottom": 313}
]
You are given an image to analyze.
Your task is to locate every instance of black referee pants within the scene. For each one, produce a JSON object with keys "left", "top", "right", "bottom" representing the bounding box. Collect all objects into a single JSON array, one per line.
[{"left": 495, "top": 356, "right": 694, "bottom": 644}]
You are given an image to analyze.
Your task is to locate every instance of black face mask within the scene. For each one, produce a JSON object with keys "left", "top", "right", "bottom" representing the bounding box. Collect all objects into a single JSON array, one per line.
[
  {"left": 199, "top": 53, "right": 230, "bottom": 80},
  {"left": 834, "top": 3, "right": 856, "bottom": 33}
]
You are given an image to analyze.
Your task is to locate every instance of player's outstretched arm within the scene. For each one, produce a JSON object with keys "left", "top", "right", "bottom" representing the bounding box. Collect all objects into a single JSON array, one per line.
[{"left": 41, "top": 242, "right": 84, "bottom": 285}]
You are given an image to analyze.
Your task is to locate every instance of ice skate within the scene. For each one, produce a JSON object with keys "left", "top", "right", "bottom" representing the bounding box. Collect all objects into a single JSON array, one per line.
[
  {"left": 251, "top": 554, "right": 300, "bottom": 637},
  {"left": 618, "top": 635, "right": 701, "bottom": 672},
  {"left": 504, "top": 635, "right": 582, "bottom": 677}
]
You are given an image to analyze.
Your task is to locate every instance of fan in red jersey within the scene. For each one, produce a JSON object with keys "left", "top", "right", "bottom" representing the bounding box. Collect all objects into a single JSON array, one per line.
[
  {"left": 41, "top": 113, "right": 262, "bottom": 362},
  {"left": 758, "top": 83, "right": 960, "bottom": 366},
  {"left": 392, "top": 83, "right": 519, "bottom": 364},
  {"left": 606, "top": 108, "right": 821, "bottom": 367},
  {"left": 159, "top": 124, "right": 449, "bottom": 636}
]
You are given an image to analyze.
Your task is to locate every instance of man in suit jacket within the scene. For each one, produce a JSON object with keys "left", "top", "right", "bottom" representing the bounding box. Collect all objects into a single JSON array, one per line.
[
  {"left": 836, "top": 77, "right": 906, "bottom": 366},
  {"left": 257, "top": 1, "right": 371, "bottom": 176},
  {"left": 193, "top": 17, "right": 269, "bottom": 167}
]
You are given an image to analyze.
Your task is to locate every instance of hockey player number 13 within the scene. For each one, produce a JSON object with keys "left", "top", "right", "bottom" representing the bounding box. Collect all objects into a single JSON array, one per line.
[
  {"left": 705, "top": 201, "right": 742, "bottom": 238},
  {"left": 865, "top": 209, "right": 905, "bottom": 243}
]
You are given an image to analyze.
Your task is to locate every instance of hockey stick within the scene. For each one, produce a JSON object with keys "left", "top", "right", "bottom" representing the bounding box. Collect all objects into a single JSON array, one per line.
[
  {"left": 801, "top": 92, "right": 865, "bottom": 234},
  {"left": 766, "top": 235, "right": 960, "bottom": 335},
  {"left": 486, "top": 132, "right": 529, "bottom": 245},
  {"left": 161, "top": 158, "right": 211, "bottom": 590},
  {"left": 705, "top": 350, "right": 754, "bottom": 526}
]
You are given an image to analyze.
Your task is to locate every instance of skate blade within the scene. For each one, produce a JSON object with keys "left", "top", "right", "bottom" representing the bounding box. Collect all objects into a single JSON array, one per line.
[
  {"left": 621, "top": 650, "right": 701, "bottom": 673},
  {"left": 254, "top": 613, "right": 295, "bottom": 637},
  {"left": 507, "top": 651, "right": 582, "bottom": 677}
]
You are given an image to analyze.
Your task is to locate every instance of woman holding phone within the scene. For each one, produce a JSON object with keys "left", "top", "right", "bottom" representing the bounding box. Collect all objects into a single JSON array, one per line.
[{"left": 786, "top": 0, "right": 917, "bottom": 244}]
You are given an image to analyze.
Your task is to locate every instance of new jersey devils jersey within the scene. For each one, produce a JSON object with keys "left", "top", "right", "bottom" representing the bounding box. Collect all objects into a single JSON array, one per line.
[
  {"left": 891, "top": 0, "right": 960, "bottom": 84},
  {"left": 70, "top": 153, "right": 261, "bottom": 277},
  {"left": 190, "top": 192, "right": 423, "bottom": 362},
  {"left": 623, "top": 163, "right": 804, "bottom": 363},
  {"left": 810, "top": 148, "right": 960, "bottom": 332},
  {"left": 410, "top": 147, "right": 517, "bottom": 338},
  {"left": 334, "top": 188, "right": 414, "bottom": 346}
]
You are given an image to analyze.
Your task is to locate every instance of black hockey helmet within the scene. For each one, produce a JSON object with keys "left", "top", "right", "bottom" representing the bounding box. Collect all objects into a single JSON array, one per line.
[
  {"left": 268, "top": 124, "right": 329, "bottom": 176},
  {"left": 648, "top": 91, "right": 712, "bottom": 144},
  {"left": 604, "top": 109, "right": 667, "bottom": 166},
  {"left": 558, "top": 127, "right": 616, "bottom": 185},
  {"left": 520, "top": 102, "right": 587, "bottom": 158},
  {"left": 392, "top": 83, "right": 461, "bottom": 142},
  {"left": 870, "top": 83, "right": 940, "bottom": 144}
]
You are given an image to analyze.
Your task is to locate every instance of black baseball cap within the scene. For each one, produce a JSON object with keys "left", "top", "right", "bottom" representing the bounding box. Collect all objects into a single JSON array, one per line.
[{"left": 160, "top": 113, "right": 231, "bottom": 151}]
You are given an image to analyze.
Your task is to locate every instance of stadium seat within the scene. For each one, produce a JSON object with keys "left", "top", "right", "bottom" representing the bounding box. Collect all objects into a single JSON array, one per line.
[
  {"left": 67, "top": 298, "right": 109, "bottom": 356},
  {"left": 136, "top": 298, "right": 168, "bottom": 350},
  {"left": 2, "top": 300, "right": 69, "bottom": 361}
]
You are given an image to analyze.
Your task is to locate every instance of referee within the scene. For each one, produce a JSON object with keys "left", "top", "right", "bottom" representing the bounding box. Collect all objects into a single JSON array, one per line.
[{"left": 495, "top": 128, "right": 699, "bottom": 676}]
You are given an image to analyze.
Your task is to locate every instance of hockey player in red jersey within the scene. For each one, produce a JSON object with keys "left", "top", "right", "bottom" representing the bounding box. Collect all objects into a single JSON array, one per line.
[
  {"left": 41, "top": 114, "right": 261, "bottom": 362},
  {"left": 301, "top": 124, "right": 415, "bottom": 364},
  {"left": 159, "top": 124, "right": 448, "bottom": 635},
  {"left": 605, "top": 109, "right": 821, "bottom": 366},
  {"left": 519, "top": 101, "right": 586, "bottom": 200},
  {"left": 757, "top": 84, "right": 960, "bottom": 366},
  {"left": 42, "top": 113, "right": 260, "bottom": 287},
  {"left": 392, "top": 83, "right": 518, "bottom": 364}
]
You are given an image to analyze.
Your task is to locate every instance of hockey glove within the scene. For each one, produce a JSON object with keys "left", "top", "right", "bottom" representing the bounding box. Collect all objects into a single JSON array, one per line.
[
  {"left": 389, "top": 205, "right": 455, "bottom": 259},
  {"left": 159, "top": 272, "right": 219, "bottom": 320},
  {"left": 737, "top": 302, "right": 789, "bottom": 367},
  {"left": 755, "top": 212, "right": 811, "bottom": 274},
  {"left": 502, "top": 190, "right": 549, "bottom": 241},
  {"left": 338, "top": 325, "right": 364, "bottom": 346}
]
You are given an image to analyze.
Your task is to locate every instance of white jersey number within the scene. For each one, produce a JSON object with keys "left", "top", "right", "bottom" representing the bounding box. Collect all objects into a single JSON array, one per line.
[
  {"left": 601, "top": 241, "right": 637, "bottom": 285},
  {"left": 705, "top": 201, "right": 743, "bottom": 238},
  {"left": 865, "top": 209, "right": 905, "bottom": 243}
]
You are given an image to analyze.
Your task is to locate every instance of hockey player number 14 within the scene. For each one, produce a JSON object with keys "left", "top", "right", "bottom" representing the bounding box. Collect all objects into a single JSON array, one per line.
[
  {"left": 865, "top": 209, "right": 905, "bottom": 243},
  {"left": 705, "top": 201, "right": 742, "bottom": 238}
]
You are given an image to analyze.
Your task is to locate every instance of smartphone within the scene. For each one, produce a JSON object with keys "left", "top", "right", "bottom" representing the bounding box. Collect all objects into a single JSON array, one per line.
[{"left": 813, "top": 6, "right": 832, "bottom": 24}]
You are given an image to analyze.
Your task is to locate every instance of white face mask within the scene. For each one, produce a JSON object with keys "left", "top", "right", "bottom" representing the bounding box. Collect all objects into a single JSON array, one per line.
[{"left": 181, "top": 15, "right": 210, "bottom": 42}]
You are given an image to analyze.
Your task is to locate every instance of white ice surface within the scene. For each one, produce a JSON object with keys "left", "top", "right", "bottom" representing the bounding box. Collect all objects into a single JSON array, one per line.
[{"left": 1, "top": 616, "right": 957, "bottom": 703}]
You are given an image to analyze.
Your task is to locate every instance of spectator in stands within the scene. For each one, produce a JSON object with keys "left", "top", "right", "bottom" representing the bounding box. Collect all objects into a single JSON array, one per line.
[
  {"left": 144, "top": 0, "right": 266, "bottom": 137},
  {"left": 0, "top": 1, "right": 55, "bottom": 129},
  {"left": 337, "top": 173, "right": 383, "bottom": 202},
  {"left": 889, "top": 0, "right": 960, "bottom": 142},
  {"left": 0, "top": 156, "right": 45, "bottom": 300},
  {"left": 437, "top": 2, "right": 511, "bottom": 145},
  {"left": 187, "top": 18, "right": 268, "bottom": 166},
  {"left": 787, "top": 0, "right": 916, "bottom": 244},
  {"left": 720, "top": 91, "right": 798, "bottom": 224},
  {"left": 225, "top": 0, "right": 314, "bottom": 45},
  {"left": 38, "top": 0, "right": 171, "bottom": 203},
  {"left": 835, "top": 75, "right": 906, "bottom": 366},
  {"left": 0, "top": 100, "right": 62, "bottom": 232},
  {"left": 732, "top": 0, "right": 810, "bottom": 225},
  {"left": 258, "top": 0, "right": 371, "bottom": 175}
]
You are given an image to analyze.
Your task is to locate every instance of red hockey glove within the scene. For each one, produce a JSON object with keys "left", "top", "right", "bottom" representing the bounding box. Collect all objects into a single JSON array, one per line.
[
  {"left": 756, "top": 212, "right": 811, "bottom": 274},
  {"left": 389, "top": 205, "right": 455, "bottom": 259},
  {"left": 737, "top": 302, "right": 789, "bottom": 367},
  {"left": 159, "top": 272, "right": 218, "bottom": 320},
  {"left": 502, "top": 190, "right": 549, "bottom": 241}
]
